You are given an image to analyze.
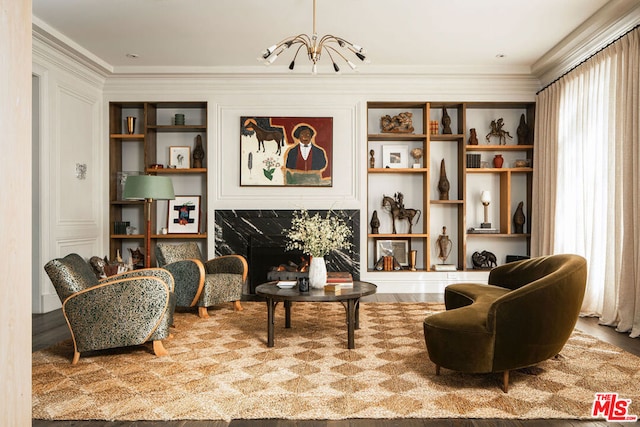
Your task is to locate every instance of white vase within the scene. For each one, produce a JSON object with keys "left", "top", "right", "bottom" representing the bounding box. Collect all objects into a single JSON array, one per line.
[{"left": 308, "top": 256, "right": 327, "bottom": 289}]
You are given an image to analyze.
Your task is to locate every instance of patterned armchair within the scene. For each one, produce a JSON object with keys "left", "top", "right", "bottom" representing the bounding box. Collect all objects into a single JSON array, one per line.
[
  {"left": 155, "top": 242, "right": 246, "bottom": 318},
  {"left": 44, "top": 253, "right": 176, "bottom": 364}
]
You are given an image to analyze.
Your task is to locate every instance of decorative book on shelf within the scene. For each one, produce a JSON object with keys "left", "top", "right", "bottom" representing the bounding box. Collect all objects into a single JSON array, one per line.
[
  {"left": 468, "top": 227, "right": 499, "bottom": 234},
  {"left": 432, "top": 264, "right": 457, "bottom": 272}
]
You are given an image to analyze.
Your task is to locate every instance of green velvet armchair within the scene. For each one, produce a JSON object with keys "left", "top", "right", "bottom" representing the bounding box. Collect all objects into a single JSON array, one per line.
[
  {"left": 423, "top": 254, "right": 587, "bottom": 392},
  {"left": 44, "top": 253, "right": 176, "bottom": 364},
  {"left": 155, "top": 242, "right": 247, "bottom": 318}
]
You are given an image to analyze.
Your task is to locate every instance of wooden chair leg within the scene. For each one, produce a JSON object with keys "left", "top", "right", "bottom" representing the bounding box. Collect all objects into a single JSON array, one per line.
[
  {"left": 435, "top": 365, "right": 441, "bottom": 375},
  {"left": 198, "top": 306, "right": 210, "bottom": 318},
  {"left": 153, "top": 340, "right": 169, "bottom": 357},
  {"left": 71, "top": 351, "right": 80, "bottom": 365},
  {"left": 502, "top": 370, "right": 509, "bottom": 393},
  {"left": 234, "top": 300, "right": 243, "bottom": 311}
]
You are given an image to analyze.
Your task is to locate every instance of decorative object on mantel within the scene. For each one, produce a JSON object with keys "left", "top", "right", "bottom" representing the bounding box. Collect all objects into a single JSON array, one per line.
[
  {"left": 436, "top": 226, "right": 452, "bottom": 264},
  {"left": 486, "top": 117, "right": 513, "bottom": 145},
  {"left": 192, "top": 135, "right": 205, "bottom": 168},
  {"left": 429, "top": 120, "right": 439, "bottom": 135},
  {"left": 437, "top": 158, "right": 450, "bottom": 200},
  {"left": 480, "top": 190, "right": 494, "bottom": 230},
  {"left": 410, "top": 147, "right": 423, "bottom": 168},
  {"left": 409, "top": 249, "right": 417, "bottom": 271},
  {"left": 125, "top": 116, "right": 136, "bottom": 134},
  {"left": 284, "top": 210, "right": 352, "bottom": 289},
  {"left": 369, "top": 149, "right": 375, "bottom": 168},
  {"left": 258, "top": 0, "right": 367, "bottom": 73},
  {"left": 382, "top": 193, "right": 421, "bottom": 234},
  {"left": 472, "top": 250, "right": 497, "bottom": 269},
  {"left": 441, "top": 107, "right": 452, "bottom": 134},
  {"left": 468, "top": 128, "right": 478, "bottom": 145},
  {"left": 513, "top": 201, "right": 526, "bottom": 233},
  {"left": 380, "top": 112, "right": 414, "bottom": 133},
  {"left": 517, "top": 113, "right": 532, "bottom": 145},
  {"left": 369, "top": 210, "right": 380, "bottom": 234}
]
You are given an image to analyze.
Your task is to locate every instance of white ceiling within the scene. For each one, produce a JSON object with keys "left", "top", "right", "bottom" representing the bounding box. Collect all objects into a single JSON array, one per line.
[{"left": 32, "top": 0, "right": 616, "bottom": 75}]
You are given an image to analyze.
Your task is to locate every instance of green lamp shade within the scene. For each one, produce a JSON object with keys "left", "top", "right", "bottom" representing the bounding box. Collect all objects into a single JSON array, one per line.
[{"left": 123, "top": 175, "right": 175, "bottom": 200}]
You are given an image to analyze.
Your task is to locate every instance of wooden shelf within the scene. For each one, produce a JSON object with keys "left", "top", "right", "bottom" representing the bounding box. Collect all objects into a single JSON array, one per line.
[
  {"left": 110, "top": 133, "right": 145, "bottom": 139},
  {"left": 109, "top": 101, "right": 208, "bottom": 264},
  {"left": 151, "top": 233, "right": 207, "bottom": 239},
  {"left": 368, "top": 168, "right": 428, "bottom": 173},
  {"left": 367, "top": 133, "right": 428, "bottom": 141},
  {"left": 466, "top": 145, "right": 534, "bottom": 151},
  {"left": 147, "top": 167, "right": 207, "bottom": 174},
  {"left": 367, "top": 100, "right": 535, "bottom": 273},
  {"left": 147, "top": 125, "right": 206, "bottom": 132},
  {"left": 467, "top": 167, "right": 533, "bottom": 173}
]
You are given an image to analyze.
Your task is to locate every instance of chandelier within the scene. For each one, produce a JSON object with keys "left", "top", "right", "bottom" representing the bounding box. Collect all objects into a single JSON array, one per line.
[{"left": 259, "top": 0, "right": 367, "bottom": 73}]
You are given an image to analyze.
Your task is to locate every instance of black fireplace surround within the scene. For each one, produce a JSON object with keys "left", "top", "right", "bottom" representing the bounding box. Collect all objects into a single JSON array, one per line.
[{"left": 214, "top": 210, "right": 360, "bottom": 294}]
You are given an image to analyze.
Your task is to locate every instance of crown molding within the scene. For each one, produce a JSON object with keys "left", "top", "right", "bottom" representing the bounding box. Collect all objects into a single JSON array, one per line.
[
  {"left": 32, "top": 16, "right": 112, "bottom": 79},
  {"left": 532, "top": 0, "right": 640, "bottom": 88}
]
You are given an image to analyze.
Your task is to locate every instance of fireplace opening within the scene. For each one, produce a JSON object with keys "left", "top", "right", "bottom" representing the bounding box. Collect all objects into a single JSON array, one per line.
[{"left": 247, "top": 235, "right": 306, "bottom": 293}]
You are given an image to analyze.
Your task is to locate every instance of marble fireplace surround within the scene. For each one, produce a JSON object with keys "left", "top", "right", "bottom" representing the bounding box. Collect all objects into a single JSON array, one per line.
[{"left": 214, "top": 210, "right": 360, "bottom": 294}]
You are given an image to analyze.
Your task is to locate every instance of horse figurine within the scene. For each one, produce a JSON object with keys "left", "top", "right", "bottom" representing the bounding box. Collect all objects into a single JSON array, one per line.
[
  {"left": 485, "top": 118, "right": 513, "bottom": 145},
  {"left": 382, "top": 193, "right": 421, "bottom": 234}
]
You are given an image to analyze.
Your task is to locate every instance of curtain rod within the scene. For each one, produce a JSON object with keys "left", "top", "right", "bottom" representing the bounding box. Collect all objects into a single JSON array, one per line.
[{"left": 536, "top": 23, "right": 640, "bottom": 95}]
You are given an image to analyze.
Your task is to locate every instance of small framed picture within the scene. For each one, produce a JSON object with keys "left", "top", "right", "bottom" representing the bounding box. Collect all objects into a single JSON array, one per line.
[
  {"left": 376, "top": 239, "right": 410, "bottom": 266},
  {"left": 168, "top": 195, "right": 200, "bottom": 233},
  {"left": 169, "top": 146, "right": 191, "bottom": 169},
  {"left": 382, "top": 145, "right": 409, "bottom": 168}
]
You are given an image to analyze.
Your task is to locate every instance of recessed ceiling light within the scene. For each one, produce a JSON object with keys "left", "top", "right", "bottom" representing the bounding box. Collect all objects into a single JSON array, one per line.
[
  {"left": 126, "top": 53, "right": 139, "bottom": 59},
  {"left": 495, "top": 54, "right": 506, "bottom": 59}
]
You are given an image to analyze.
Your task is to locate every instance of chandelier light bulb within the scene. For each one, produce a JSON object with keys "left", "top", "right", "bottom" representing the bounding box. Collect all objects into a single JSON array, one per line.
[{"left": 481, "top": 190, "right": 491, "bottom": 205}]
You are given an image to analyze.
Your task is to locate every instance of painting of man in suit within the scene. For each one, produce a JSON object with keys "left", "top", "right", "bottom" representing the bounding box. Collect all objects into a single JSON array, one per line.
[
  {"left": 240, "top": 116, "right": 332, "bottom": 186},
  {"left": 283, "top": 124, "right": 329, "bottom": 185}
]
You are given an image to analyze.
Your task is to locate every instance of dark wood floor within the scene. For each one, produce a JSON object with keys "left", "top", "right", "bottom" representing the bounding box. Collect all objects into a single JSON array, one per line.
[{"left": 32, "top": 294, "right": 640, "bottom": 427}]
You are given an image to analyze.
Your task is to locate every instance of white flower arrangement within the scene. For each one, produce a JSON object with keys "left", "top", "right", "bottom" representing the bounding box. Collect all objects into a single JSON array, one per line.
[{"left": 284, "top": 210, "right": 352, "bottom": 258}]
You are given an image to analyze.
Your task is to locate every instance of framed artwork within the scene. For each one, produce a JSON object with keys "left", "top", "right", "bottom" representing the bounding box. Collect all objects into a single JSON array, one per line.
[
  {"left": 167, "top": 196, "right": 200, "bottom": 233},
  {"left": 376, "top": 238, "right": 410, "bottom": 266},
  {"left": 240, "top": 116, "right": 333, "bottom": 187},
  {"left": 169, "top": 146, "right": 191, "bottom": 169},
  {"left": 382, "top": 145, "right": 409, "bottom": 168}
]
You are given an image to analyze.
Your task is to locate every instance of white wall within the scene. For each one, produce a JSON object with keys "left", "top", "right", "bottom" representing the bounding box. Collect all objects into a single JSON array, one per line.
[
  {"left": 103, "top": 75, "right": 539, "bottom": 293},
  {"left": 32, "top": 39, "right": 105, "bottom": 313}
]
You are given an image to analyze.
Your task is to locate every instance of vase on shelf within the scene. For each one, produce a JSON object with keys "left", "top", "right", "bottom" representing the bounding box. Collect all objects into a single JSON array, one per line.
[
  {"left": 308, "top": 256, "right": 327, "bottom": 289},
  {"left": 493, "top": 154, "right": 504, "bottom": 168}
]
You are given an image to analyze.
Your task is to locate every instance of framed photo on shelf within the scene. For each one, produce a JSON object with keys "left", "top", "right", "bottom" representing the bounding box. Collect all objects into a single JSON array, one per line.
[
  {"left": 167, "top": 195, "right": 200, "bottom": 233},
  {"left": 375, "top": 238, "right": 410, "bottom": 266},
  {"left": 382, "top": 145, "right": 409, "bottom": 168},
  {"left": 169, "top": 146, "right": 191, "bottom": 169}
]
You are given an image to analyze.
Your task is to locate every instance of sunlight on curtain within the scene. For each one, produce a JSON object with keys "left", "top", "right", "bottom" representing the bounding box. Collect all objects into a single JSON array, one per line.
[{"left": 534, "top": 27, "right": 639, "bottom": 336}]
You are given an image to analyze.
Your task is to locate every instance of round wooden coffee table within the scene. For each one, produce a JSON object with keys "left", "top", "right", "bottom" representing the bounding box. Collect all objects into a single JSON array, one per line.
[{"left": 255, "top": 281, "right": 377, "bottom": 349}]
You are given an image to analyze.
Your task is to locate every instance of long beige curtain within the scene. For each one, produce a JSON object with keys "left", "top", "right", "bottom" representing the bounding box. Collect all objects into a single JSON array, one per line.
[{"left": 533, "top": 27, "right": 640, "bottom": 336}]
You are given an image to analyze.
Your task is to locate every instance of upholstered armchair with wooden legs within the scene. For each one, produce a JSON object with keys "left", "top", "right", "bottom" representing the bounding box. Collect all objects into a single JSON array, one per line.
[
  {"left": 423, "top": 254, "right": 587, "bottom": 393},
  {"left": 155, "top": 242, "right": 247, "bottom": 318},
  {"left": 44, "top": 253, "right": 176, "bottom": 365}
]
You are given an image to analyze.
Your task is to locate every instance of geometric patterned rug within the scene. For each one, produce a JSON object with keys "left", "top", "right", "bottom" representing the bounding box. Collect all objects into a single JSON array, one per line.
[{"left": 32, "top": 302, "right": 640, "bottom": 421}]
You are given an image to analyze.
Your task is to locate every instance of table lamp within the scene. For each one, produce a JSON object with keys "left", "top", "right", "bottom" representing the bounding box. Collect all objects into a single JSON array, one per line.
[
  {"left": 123, "top": 175, "right": 175, "bottom": 267},
  {"left": 480, "top": 190, "right": 491, "bottom": 229}
]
